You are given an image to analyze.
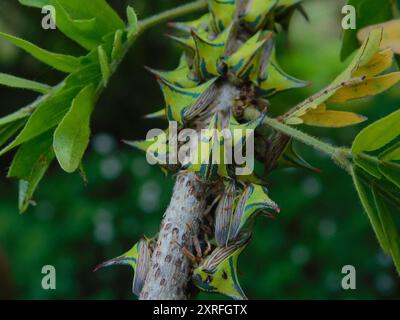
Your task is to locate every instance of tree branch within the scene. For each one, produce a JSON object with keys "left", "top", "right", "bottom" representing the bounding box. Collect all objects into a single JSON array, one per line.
[{"left": 140, "top": 172, "right": 209, "bottom": 300}]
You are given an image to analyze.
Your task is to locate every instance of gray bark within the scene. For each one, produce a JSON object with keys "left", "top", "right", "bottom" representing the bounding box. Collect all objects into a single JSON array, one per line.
[{"left": 139, "top": 172, "right": 208, "bottom": 299}]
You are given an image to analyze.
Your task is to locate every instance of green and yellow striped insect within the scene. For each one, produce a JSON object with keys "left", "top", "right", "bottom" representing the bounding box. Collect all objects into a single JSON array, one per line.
[
  {"left": 214, "top": 180, "right": 238, "bottom": 247},
  {"left": 192, "top": 25, "right": 232, "bottom": 80},
  {"left": 228, "top": 184, "right": 280, "bottom": 240},
  {"left": 183, "top": 112, "right": 230, "bottom": 181},
  {"left": 208, "top": 0, "right": 237, "bottom": 34},
  {"left": 229, "top": 112, "right": 266, "bottom": 153},
  {"left": 214, "top": 182, "right": 279, "bottom": 246},
  {"left": 168, "top": 14, "right": 210, "bottom": 34},
  {"left": 277, "top": 139, "right": 320, "bottom": 173},
  {"left": 243, "top": 0, "right": 277, "bottom": 31},
  {"left": 256, "top": 52, "right": 309, "bottom": 97},
  {"left": 157, "top": 76, "right": 218, "bottom": 125},
  {"left": 225, "top": 30, "right": 272, "bottom": 81},
  {"left": 243, "top": 0, "right": 302, "bottom": 31},
  {"left": 184, "top": 111, "right": 266, "bottom": 181},
  {"left": 145, "top": 55, "right": 199, "bottom": 89},
  {"left": 94, "top": 238, "right": 151, "bottom": 296},
  {"left": 125, "top": 128, "right": 180, "bottom": 174},
  {"left": 193, "top": 233, "right": 251, "bottom": 300}
]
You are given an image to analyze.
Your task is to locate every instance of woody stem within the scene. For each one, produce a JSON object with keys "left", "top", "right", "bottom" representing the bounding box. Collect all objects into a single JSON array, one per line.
[{"left": 140, "top": 172, "right": 209, "bottom": 300}]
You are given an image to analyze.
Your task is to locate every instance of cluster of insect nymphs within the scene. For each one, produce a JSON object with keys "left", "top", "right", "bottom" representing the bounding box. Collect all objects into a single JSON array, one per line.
[{"left": 96, "top": 0, "right": 312, "bottom": 300}]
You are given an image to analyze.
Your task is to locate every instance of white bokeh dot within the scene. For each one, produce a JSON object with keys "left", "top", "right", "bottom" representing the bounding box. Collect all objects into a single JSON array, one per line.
[
  {"left": 100, "top": 156, "right": 122, "bottom": 180},
  {"left": 290, "top": 245, "right": 310, "bottom": 266},
  {"left": 318, "top": 218, "right": 337, "bottom": 238},
  {"left": 374, "top": 273, "right": 394, "bottom": 294},
  {"left": 92, "top": 133, "right": 116, "bottom": 155},
  {"left": 93, "top": 209, "right": 114, "bottom": 245},
  {"left": 138, "top": 180, "right": 162, "bottom": 213},
  {"left": 301, "top": 176, "right": 322, "bottom": 198}
]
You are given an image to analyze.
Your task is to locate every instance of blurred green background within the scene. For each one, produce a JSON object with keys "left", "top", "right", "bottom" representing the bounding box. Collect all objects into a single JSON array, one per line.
[{"left": 0, "top": 0, "right": 399, "bottom": 300}]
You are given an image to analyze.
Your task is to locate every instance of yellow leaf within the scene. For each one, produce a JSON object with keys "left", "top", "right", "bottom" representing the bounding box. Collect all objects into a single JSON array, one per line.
[
  {"left": 283, "top": 29, "right": 383, "bottom": 124},
  {"left": 352, "top": 48, "right": 394, "bottom": 78},
  {"left": 358, "top": 20, "right": 400, "bottom": 55},
  {"left": 352, "top": 28, "right": 384, "bottom": 72},
  {"left": 329, "top": 72, "right": 400, "bottom": 103},
  {"left": 285, "top": 117, "right": 304, "bottom": 125},
  {"left": 301, "top": 104, "right": 367, "bottom": 128}
]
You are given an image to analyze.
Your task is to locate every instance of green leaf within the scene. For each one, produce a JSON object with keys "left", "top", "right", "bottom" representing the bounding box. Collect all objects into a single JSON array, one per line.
[
  {"left": 126, "top": 6, "right": 138, "bottom": 37},
  {"left": 352, "top": 109, "right": 400, "bottom": 154},
  {"left": 358, "top": 20, "right": 400, "bottom": 55},
  {"left": 0, "top": 32, "right": 80, "bottom": 73},
  {"left": 339, "top": 28, "right": 383, "bottom": 82},
  {"left": 51, "top": 0, "right": 124, "bottom": 50},
  {"left": 8, "top": 131, "right": 55, "bottom": 213},
  {"left": 0, "top": 120, "right": 26, "bottom": 148},
  {"left": 285, "top": 29, "right": 384, "bottom": 124},
  {"left": 98, "top": 46, "right": 110, "bottom": 87},
  {"left": 372, "top": 185, "right": 400, "bottom": 274},
  {"left": 18, "top": 0, "right": 50, "bottom": 8},
  {"left": 51, "top": 1, "right": 99, "bottom": 50},
  {"left": 365, "top": 172, "right": 400, "bottom": 209},
  {"left": 65, "top": 63, "right": 101, "bottom": 87},
  {"left": 380, "top": 141, "right": 400, "bottom": 161},
  {"left": 78, "top": 162, "right": 88, "bottom": 185},
  {"left": 341, "top": 0, "right": 393, "bottom": 61},
  {"left": 300, "top": 106, "right": 367, "bottom": 128},
  {"left": 353, "top": 155, "right": 382, "bottom": 179},
  {"left": 277, "top": 139, "right": 319, "bottom": 173},
  {"left": 388, "top": 240, "right": 400, "bottom": 275},
  {"left": 0, "top": 73, "right": 51, "bottom": 94},
  {"left": 0, "top": 105, "right": 35, "bottom": 127},
  {"left": 378, "top": 161, "right": 400, "bottom": 189},
  {"left": 53, "top": 85, "right": 96, "bottom": 173},
  {"left": 352, "top": 167, "right": 390, "bottom": 253},
  {"left": 144, "top": 108, "right": 166, "bottom": 119},
  {"left": 329, "top": 72, "right": 400, "bottom": 103},
  {"left": 375, "top": 178, "right": 400, "bottom": 208},
  {"left": 111, "top": 30, "right": 124, "bottom": 61},
  {"left": 54, "top": 0, "right": 124, "bottom": 29},
  {"left": 0, "top": 86, "right": 82, "bottom": 156}
]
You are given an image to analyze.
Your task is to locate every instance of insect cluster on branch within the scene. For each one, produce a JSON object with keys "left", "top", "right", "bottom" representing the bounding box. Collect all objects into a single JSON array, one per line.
[{"left": 99, "top": 0, "right": 313, "bottom": 300}]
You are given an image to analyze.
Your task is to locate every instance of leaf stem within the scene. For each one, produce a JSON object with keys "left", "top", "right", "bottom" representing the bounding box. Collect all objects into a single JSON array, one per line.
[
  {"left": 244, "top": 107, "right": 353, "bottom": 173},
  {"left": 139, "top": 0, "right": 208, "bottom": 32}
]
